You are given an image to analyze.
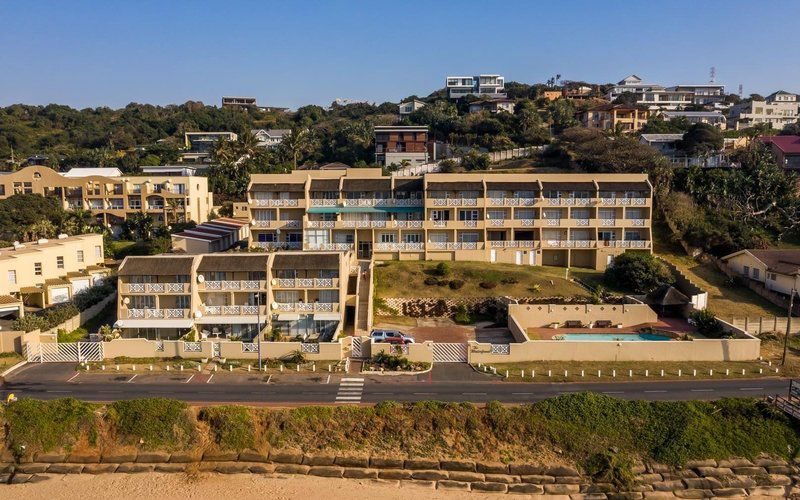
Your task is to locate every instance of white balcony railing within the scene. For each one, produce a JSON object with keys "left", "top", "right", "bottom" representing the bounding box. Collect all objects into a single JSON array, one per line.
[
  {"left": 600, "top": 219, "right": 616, "bottom": 226},
  {"left": 432, "top": 198, "right": 478, "bottom": 207},
  {"left": 488, "top": 218, "right": 507, "bottom": 227},
  {"left": 201, "top": 280, "right": 265, "bottom": 291},
  {"left": 305, "top": 243, "right": 354, "bottom": 251},
  {"left": 489, "top": 240, "right": 537, "bottom": 248},
  {"left": 427, "top": 242, "right": 482, "bottom": 251},
  {"left": 126, "top": 308, "right": 189, "bottom": 319},
  {"left": 573, "top": 219, "right": 590, "bottom": 226},
  {"left": 516, "top": 219, "right": 535, "bottom": 227},
  {"left": 310, "top": 199, "right": 338, "bottom": 207},
  {"left": 627, "top": 219, "right": 646, "bottom": 226},
  {"left": 489, "top": 197, "right": 537, "bottom": 206},
  {"left": 254, "top": 241, "right": 302, "bottom": 250},
  {"left": 275, "top": 278, "right": 338, "bottom": 288},
  {"left": 393, "top": 220, "right": 423, "bottom": 228},
  {"left": 545, "top": 218, "right": 560, "bottom": 226},
  {"left": 253, "top": 199, "right": 299, "bottom": 207},
  {"left": 307, "top": 220, "right": 335, "bottom": 229},
  {"left": 274, "top": 302, "right": 338, "bottom": 313},
  {"left": 374, "top": 242, "right": 425, "bottom": 251}
]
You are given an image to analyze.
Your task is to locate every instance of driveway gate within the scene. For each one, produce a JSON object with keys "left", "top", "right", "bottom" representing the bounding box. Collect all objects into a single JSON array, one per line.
[
  {"left": 27, "top": 342, "right": 104, "bottom": 363},
  {"left": 431, "top": 342, "right": 468, "bottom": 363}
]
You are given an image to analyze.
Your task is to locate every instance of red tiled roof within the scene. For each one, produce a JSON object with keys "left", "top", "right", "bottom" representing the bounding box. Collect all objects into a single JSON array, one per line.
[{"left": 760, "top": 136, "right": 800, "bottom": 154}]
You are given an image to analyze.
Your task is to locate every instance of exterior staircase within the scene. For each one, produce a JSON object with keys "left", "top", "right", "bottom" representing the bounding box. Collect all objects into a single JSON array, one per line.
[{"left": 355, "top": 261, "right": 372, "bottom": 335}]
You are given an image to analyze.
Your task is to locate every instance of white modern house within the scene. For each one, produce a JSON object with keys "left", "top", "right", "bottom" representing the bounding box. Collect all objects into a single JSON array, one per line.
[
  {"left": 607, "top": 75, "right": 725, "bottom": 111},
  {"left": 398, "top": 99, "right": 426, "bottom": 117},
  {"left": 640, "top": 134, "right": 727, "bottom": 168},
  {"left": 661, "top": 111, "right": 727, "bottom": 129},
  {"left": 728, "top": 91, "right": 799, "bottom": 131},
  {"left": 446, "top": 74, "right": 506, "bottom": 99},
  {"left": 251, "top": 129, "right": 291, "bottom": 148}
]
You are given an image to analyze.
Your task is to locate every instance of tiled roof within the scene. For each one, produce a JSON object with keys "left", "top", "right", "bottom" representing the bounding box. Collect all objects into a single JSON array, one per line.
[
  {"left": 761, "top": 136, "right": 800, "bottom": 154},
  {"left": 0, "top": 295, "right": 22, "bottom": 305},
  {"left": 748, "top": 249, "right": 800, "bottom": 276}
]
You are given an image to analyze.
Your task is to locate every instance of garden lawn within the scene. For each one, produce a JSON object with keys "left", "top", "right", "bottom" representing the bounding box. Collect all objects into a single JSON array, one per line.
[
  {"left": 653, "top": 220, "right": 782, "bottom": 319},
  {"left": 374, "top": 261, "right": 595, "bottom": 299}
]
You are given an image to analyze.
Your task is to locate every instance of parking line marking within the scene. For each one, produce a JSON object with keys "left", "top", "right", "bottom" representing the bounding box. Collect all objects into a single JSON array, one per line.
[
  {"left": 66, "top": 372, "right": 80, "bottom": 383},
  {"left": 126, "top": 374, "right": 137, "bottom": 383},
  {"left": 512, "top": 392, "right": 533, "bottom": 395},
  {"left": 602, "top": 391, "right": 624, "bottom": 394},
  {"left": 462, "top": 392, "right": 487, "bottom": 396},
  {"left": 644, "top": 390, "right": 667, "bottom": 393},
  {"left": 691, "top": 389, "right": 713, "bottom": 392},
  {"left": 185, "top": 374, "right": 195, "bottom": 384},
  {"left": 325, "top": 375, "right": 331, "bottom": 384},
  {"left": 266, "top": 375, "right": 272, "bottom": 384},
  {"left": 739, "top": 387, "right": 764, "bottom": 391},
  {"left": 206, "top": 374, "right": 214, "bottom": 384}
]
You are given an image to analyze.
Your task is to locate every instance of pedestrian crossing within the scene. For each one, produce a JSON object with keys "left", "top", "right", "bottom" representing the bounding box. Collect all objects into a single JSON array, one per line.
[{"left": 335, "top": 377, "right": 364, "bottom": 404}]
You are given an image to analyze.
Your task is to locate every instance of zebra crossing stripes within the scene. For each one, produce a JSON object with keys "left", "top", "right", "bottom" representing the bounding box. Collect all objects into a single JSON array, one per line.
[{"left": 335, "top": 377, "right": 365, "bottom": 404}]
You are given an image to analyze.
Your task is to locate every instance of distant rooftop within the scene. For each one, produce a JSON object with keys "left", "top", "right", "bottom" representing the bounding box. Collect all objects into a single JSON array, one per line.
[
  {"left": 761, "top": 136, "right": 800, "bottom": 154},
  {"left": 640, "top": 134, "right": 684, "bottom": 142},
  {"left": 63, "top": 167, "right": 123, "bottom": 178}
]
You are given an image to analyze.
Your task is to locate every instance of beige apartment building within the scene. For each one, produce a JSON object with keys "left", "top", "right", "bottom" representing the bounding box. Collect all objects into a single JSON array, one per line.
[
  {"left": 0, "top": 166, "right": 214, "bottom": 233},
  {"left": 115, "top": 251, "right": 357, "bottom": 341},
  {"left": 0, "top": 233, "right": 110, "bottom": 314},
  {"left": 244, "top": 169, "right": 652, "bottom": 270}
]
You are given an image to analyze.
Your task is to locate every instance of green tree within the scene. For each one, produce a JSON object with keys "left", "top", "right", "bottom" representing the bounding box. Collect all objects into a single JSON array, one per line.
[
  {"left": 279, "top": 128, "right": 315, "bottom": 169},
  {"left": 604, "top": 253, "right": 675, "bottom": 293},
  {"left": 678, "top": 123, "right": 724, "bottom": 157},
  {"left": 0, "top": 194, "right": 66, "bottom": 241}
]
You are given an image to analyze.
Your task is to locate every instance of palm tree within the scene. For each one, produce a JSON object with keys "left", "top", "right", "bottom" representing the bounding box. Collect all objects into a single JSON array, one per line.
[
  {"left": 280, "top": 128, "right": 315, "bottom": 169},
  {"left": 24, "top": 220, "right": 56, "bottom": 241},
  {"left": 65, "top": 207, "right": 94, "bottom": 235}
]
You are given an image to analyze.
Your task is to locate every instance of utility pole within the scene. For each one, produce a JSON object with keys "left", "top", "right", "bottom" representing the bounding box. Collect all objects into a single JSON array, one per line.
[{"left": 783, "top": 288, "right": 794, "bottom": 366}]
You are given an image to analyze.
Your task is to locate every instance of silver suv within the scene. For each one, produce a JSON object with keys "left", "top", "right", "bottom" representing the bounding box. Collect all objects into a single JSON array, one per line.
[{"left": 370, "top": 329, "right": 415, "bottom": 344}]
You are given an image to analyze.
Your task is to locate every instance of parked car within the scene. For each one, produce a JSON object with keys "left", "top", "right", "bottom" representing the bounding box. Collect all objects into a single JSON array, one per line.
[{"left": 370, "top": 329, "right": 415, "bottom": 344}]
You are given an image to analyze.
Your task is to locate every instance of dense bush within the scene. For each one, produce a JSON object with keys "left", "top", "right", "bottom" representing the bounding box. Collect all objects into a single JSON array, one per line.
[
  {"left": 448, "top": 279, "right": 465, "bottom": 290},
  {"left": 432, "top": 262, "right": 450, "bottom": 277},
  {"left": 453, "top": 304, "right": 473, "bottom": 325},
  {"left": 690, "top": 309, "right": 727, "bottom": 339},
  {"left": 198, "top": 406, "right": 255, "bottom": 451},
  {"left": 603, "top": 252, "right": 674, "bottom": 293},
  {"left": 72, "top": 278, "right": 117, "bottom": 311},
  {"left": 107, "top": 398, "right": 194, "bottom": 450},
  {"left": 12, "top": 303, "right": 79, "bottom": 332},
  {"left": 4, "top": 398, "right": 96, "bottom": 456},
  {"left": 371, "top": 351, "right": 415, "bottom": 371},
  {"left": 479, "top": 281, "right": 498, "bottom": 289}
]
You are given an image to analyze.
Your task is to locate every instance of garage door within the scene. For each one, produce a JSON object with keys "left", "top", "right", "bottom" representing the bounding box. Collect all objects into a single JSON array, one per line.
[
  {"left": 73, "top": 279, "right": 91, "bottom": 293},
  {"left": 50, "top": 287, "right": 70, "bottom": 304}
]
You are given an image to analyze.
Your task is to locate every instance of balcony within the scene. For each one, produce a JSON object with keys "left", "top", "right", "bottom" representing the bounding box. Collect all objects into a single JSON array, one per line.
[
  {"left": 123, "top": 283, "right": 191, "bottom": 294},
  {"left": 305, "top": 243, "right": 354, "bottom": 251},
  {"left": 542, "top": 240, "right": 597, "bottom": 249},
  {"left": 341, "top": 198, "right": 423, "bottom": 208},
  {"left": 251, "top": 220, "right": 301, "bottom": 229},
  {"left": 273, "top": 278, "right": 339, "bottom": 289},
  {"left": 489, "top": 197, "right": 537, "bottom": 207},
  {"left": 430, "top": 198, "right": 479, "bottom": 207},
  {"left": 599, "top": 219, "right": 617, "bottom": 227},
  {"left": 600, "top": 240, "right": 652, "bottom": 249},
  {"left": 621, "top": 218, "right": 647, "bottom": 227},
  {"left": 307, "top": 220, "right": 335, "bottom": 229},
  {"left": 513, "top": 219, "right": 536, "bottom": 227},
  {"left": 273, "top": 302, "right": 340, "bottom": 313},
  {"left": 489, "top": 240, "right": 538, "bottom": 249},
  {"left": 599, "top": 197, "right": 648, "bottom": 206},
  {"left": 339, "top": 220, "right": 389, "bottom": 229},
  {"left": 254, "top": 241, "right": 303, "bottom": 250},
  {"left": 126, "top": 308, "right": 190, "bottom": 319},
  {"left": 203, "top": 305, "right": 267, "bottom": 316},
  {"left": 374, "top": 242, "right": 425, "bottom": 252},
  {"left": 393, "top": 220, "right": 424, "bottom": 229},
  {"left": 427, "top": 242, "right": 484, "bottom": 251},
  {"left": 252, "top": 198, "right": 302, "bottom": 207},
  {"left": 486, "top": 218, "right": 513, "bottom": 228},
  {"left": 199, "top": 280, "right": 267, "bottom": 291},
  {"left": 310, "top": 199, "right": 338, "bottom": 207}
]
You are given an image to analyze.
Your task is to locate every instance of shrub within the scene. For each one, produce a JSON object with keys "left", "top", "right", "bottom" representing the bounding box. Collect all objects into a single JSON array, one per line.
[
  {"left": 280, "top": 350, "right": 306, "bottom": 365},
  {"left": 12, "top": 303, "right": 80, "bottom": 332},
  {"left": 107, "top": 398, "right": 194, "bottom": 450},
  {"left": 432, "top": 262, "right": 450, "bottom": 277},
  {"left": 72, "top": 279, "right": 117, "bottom": 311},
  {"left": 690, "top": 309, "right": 726, "bottom": 338},
  {"left": 448, "top": 279, "right": 465, "bottom": 290},
  {"left": 424, "top": 277, "right": 440, "bottom": 286},
  {"left": 371, "top": 351, "right": 413, "bottom": 371},
  {"left": 586, "top": 450, "right": 635, "bottom": 489},
  {"left": 528, "top": 283, "right": 542, "bottom": 294},
  {"left": 4, "top": 398, "right": 97, "bottom": 456},
  {"left": 479, "top": 281, "right": 498, "bottom": 289},
  {"left": 603, "top": 253, "right": 674, "bottom": 293},
  {"left": 198, "top": 406, "right": 255, "bottom": 451},
  {"left": 453, "top": 304, "right": 473, "bottom": 325},
  {"left": 500, "top": 277, "right": 519, "bottom": 285}
]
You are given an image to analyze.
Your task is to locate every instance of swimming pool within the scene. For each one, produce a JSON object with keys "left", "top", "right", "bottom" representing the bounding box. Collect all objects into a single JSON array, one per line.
[{"left": 555, "top": 333, "right": 671, "bottom": 341}]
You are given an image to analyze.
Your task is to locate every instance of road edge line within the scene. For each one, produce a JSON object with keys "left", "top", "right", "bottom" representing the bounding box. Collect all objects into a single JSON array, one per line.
[{"left": 0, "top": 360, "right": 27, "bottom": 378}]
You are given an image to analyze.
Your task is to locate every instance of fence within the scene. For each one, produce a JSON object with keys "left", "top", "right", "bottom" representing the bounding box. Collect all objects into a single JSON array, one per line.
[
  {"left": 714, "top": 258, "right": 800, "bottom": 315},
  {"left": 27, "top": 341, "right": 104, "bottom": 363},
  {"left": 391, "top": 146, "right": 542, "bottom": 176},
  {"left": 727, "top": 317, "right": 800, "bottom": 336}
]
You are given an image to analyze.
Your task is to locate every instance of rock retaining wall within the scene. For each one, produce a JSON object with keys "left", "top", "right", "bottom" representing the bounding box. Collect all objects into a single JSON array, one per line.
[{"left": 2, "top": 451, "right": 798, "bottom": 496}]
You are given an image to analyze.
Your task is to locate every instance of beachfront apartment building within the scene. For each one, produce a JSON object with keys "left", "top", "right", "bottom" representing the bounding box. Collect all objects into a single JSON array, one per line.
[
  {"left": 115, "top": 251, "right": 353, "bottom": 341},
  {"left": 0, "top": 233, "right": 110, "bottom": 315},
  {"left": 728, "top": 92, "right": 799, "bottom": 131},
  {"left": 446, "top": 74, "right": 506, "bottom": 99},
  {"left": 246, "top": 169, "right": 653, "bottom": 270},
  {"left": 374, "top": 126, "right": 429, "bottom": 167},
  {"left": 0, "top": 166, "right": 214, "bottom": 233}
]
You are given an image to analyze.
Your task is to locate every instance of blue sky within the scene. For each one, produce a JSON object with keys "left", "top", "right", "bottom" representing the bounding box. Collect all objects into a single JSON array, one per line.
[{"left": 1, "top": 0, "right": 798, "bottom": 109}]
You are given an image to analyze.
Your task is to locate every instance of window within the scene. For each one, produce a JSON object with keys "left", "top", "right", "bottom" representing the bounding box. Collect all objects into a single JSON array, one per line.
[
  {"left": 7, "top": 270, "right": 16, "bottom": 284},
  {"left": 624, "top": 231, "right": 641, "bottom": 241},
  {"left": 34, "top": 262, "right": 42, "bottom": 276},
  {"left": 94, "top": 245, "right": 102, "bottom": 257},
  {"left": 56, "top": 256, "right": 64, "bottom": 269},
  {"left": 487, "top": 209, "right": 507, "bottom": 220},
  {"left": 459, "top": 232, "right": 480, "bottom": 243},
  {"left": 769, "top": 273, "right": 777, "bottom": 281},
  {"left": 77, "top": 250, "right": 84, "bottom": 263},
  {"left": 175, "top": 295, "right": 191, "bottom": 309},
  {"left": 743, "top": 265, "right": 750, "bottom": 277},
  {"left": 430, "top": 210, "right": 450, "bottom": 221},
  {"left": 404, "top": 233, "right": 422, "bottom": 244},
  {"left": 458, "top": 210, "right": 479, "bottom": 221},
  {"left": 599, "top": 231, "right": 615, "bottom": 241},
  {"left": 379, "top": 233, "right": 395, "bottom": 243},
  {"left": 130, "top": 296, "right": 155, "bottom": 309},
  {"left": 752, "top": 268, "right": 760, "bottom": 280},
  {"left": 275, "top": 291, "right": 299, "bottom": 303}
]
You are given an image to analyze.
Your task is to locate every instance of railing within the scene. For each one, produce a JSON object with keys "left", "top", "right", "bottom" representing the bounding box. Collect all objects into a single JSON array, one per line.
[
  {"left": 253, "top": 199, "right": 300, "bottom": 207},
  {"left": 126, "top": 308, "right": 189, "bottom": 319},
  {"left": 307, "top": 220, "right": 335, "bottom": 228},
  {"left": 341, "top": 220, "right": 388, "bottom": 228},
  {"left": 547, "top": 198, "right": 575, "bottom": 206},
  {"left": 374, "top": 242, "right": 425, "bottom": 251},
  {"left": 462, "top": 220, "right": 478, "bottom": 228},
  {"left": 600, "top": 219, "right": 616, "bottom": 227},
  {"left": 604, "top": 240, "right": 651, "bottom": 248},
  {"left": 432, "top": 220, "right": 447, "bottom": 228},
  {"left": 184, "top": 341, "right": 202, "bottom": 352},
  {"left": 305, "top": 243, "right": 354, "bottom": 251},
  {"left": 489, "top": 240, "right": 538, "bottom": 248},
  {"left": 545, "top": 218, "right": 560, "bottom": 226},
  {"left": 200, "top": 280, "right": 266, "bottom": 291},
  {"left": 601, "top": 197, "right": 647, "bottom": 206},
  {"left": 428, "top": 242, "right": 483, "bottom": 251},
  {"left": 275, "top": 302, "right": 339, "bottom": 312},
  {"left": 274, "top": 278, "right": 338, "bottom": 288},
  {"left": 573, "top": 218, "right": 590, "bottom": 226},
  {"left": 254, "top": 241, "right": 303, "bottom": 250},
  {"left": 543, "top": 240, "right": 596, "bottom": 248},
  {"left": 393, "top": 220, "right": 423, "bottom": 228},
  {"left": 626, "top": 218, "right": 646, "bottom": 226},
  {"left": 516, "top": 219, "right": 535, "bottom": 227},
  {"left": 205, "top": 305, "right": 265, "bottom": 316},
  {"left": 488, "top": 218, "right": 507, "bottom": 227},
  {"left": 310, "top": 199, "right": 338, "bottom": 207},
  {"left": 489, "top": 197, "right": 537, "bottom": 206},
  {"left": 431, "top": 198, "right": 478, "bottom": 207},
  {"left": 341, "top": 198, "right": 423, "bottom": 207}
]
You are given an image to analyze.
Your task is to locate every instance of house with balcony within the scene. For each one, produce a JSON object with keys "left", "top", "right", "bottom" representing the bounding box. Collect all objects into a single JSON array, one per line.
[
  {"left": 246, "top": 170, "right": 652, "bottom": 270},
  {"left": 222, "top": 96, "right": 257, "bottom": 109},
  {"left": 446, "top": 74, "right": 506, "bottom": 99},
  {"left": 580, "top": 103, "right": 650, "bottom": 133},
  {"left": 729, "top": 92, "right": 799, "bottom": 131},
  {"left": 0, "top": 166, "right": 214, "bottom": 234},
  {"left": 468, "top": 98, "right": 516, "bottom": 114},
  {"left": 398, "top": 99, "right": 426, "bottom": 117},
  {"left": 181, "top": 131, "right": 238, "bottom": 163},
  {"left": 374, "top": 125, "right": 429, "bottom": 167},
  {"left": 251, "top": 129, "right": 290, "bottom": 148},
  {"left": 640, "top": 134, "right": 728, "bottom": 168},
  {"left": 115, "top": 251, "right": 354, "bottom": 341},
  {"left": 0, "top": 233, "right": 109, "bottom": 313},
  {"left": 660, "top": 110, "right": 727, "bottom": 129},
  {"left": 606, "top": 75, "right": 723, "bottom": 110}
]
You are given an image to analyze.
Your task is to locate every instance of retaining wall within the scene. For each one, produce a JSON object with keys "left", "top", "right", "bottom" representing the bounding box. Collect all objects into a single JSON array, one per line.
[{"left": 3, "top": 452, "right": 797, "bottom": 497}]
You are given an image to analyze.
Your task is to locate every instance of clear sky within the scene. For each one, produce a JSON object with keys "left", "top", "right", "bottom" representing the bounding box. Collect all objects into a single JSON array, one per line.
[{"left": 1, "top": 0, "right": 798, "bottom": 109}]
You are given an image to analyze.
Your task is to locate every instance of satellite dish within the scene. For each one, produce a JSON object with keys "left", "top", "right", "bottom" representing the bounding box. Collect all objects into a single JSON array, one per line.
[
  {"left": 197, "top": 275, "right": 205, "bottom": 283},
  {"left": 271, "top": 302, "right": 278, "bottom": 310}
]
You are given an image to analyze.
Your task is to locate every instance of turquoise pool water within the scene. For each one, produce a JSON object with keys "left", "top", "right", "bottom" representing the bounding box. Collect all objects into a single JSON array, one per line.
[{"left": 557, "top": 333, "right": 671, "bottom": 341}]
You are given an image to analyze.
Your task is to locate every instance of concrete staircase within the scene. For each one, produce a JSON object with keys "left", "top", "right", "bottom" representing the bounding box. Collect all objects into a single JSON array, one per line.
[{"left": 355, "top": 262, "right": 372, "bottom": 334}]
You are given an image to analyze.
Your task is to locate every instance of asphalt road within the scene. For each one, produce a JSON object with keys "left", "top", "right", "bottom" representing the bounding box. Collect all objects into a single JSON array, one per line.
[{"left": 1, "top": 363, "right": 791, "bottom": 405}]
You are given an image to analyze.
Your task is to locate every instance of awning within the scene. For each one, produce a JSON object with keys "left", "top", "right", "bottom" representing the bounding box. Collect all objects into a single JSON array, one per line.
[
  {"left": 313, "top": 313, "right": 341, "bottom": 321},
  {"left": 114, "top": 319, "right": 194, "bottom": 329},
  {"left": 194, "top": 316, "right": 262, "bottom": 325},
  {"left": 306, "top": 206, "right": 422, "bottom": 214},
  {"left": 276, "top": 313, "right": 301, "bottom": 321}
]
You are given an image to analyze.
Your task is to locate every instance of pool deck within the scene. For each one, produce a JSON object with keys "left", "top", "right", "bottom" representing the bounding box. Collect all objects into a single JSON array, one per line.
[{"left": 526, "top": 318, "right": 694, "bottom": 341}]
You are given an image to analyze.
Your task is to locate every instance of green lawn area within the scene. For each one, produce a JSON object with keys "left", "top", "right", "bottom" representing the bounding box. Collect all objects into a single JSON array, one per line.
[
  {"left": 0, "top": 352, "right": 23, "bottom": 372},
  {"left": 652, "top": 220, "right": 783, "bottom": 320},
  {"left": 374, "top": 260, "right": 596, "bottom": 298}
]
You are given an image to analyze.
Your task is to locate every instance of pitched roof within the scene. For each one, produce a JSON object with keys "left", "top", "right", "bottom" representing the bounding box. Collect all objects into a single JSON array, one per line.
[
  {"left": 746, "top": 249, "right": 800, "bottom": 276},
  {"left": 760, "top": 136, "right": 800, "bottom": 155},
  {"left": 197, "top": 254, "right": 269, "bottom": 272},
  {"left": 118, "top": 256, "right": 195, "bottom": 276},
  {"left": 646, "top": 285, "right": 690, "bottom": 306},
  {"left": 272, "top": 253, "right": 340, "bottom": 270}
]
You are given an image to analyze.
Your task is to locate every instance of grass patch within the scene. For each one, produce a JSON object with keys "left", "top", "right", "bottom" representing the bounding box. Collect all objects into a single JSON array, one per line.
[
  {"left": 58, "top": 328, "right": 87, "bottom": 343},
  {"left": 3, "top": 398, "right": 97, "bottom": 456},
  {"left": 0, "top": 352, "right": 23, "bottom": 371},
  {"left": 107, "top": 398, "right": 194, "bottom": 450},
  {"left": 198, "top": 406, "right": 256, "bottom": 451},
  {"left": 374, "top": 261, "right": 593, "bottom": 299}
]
